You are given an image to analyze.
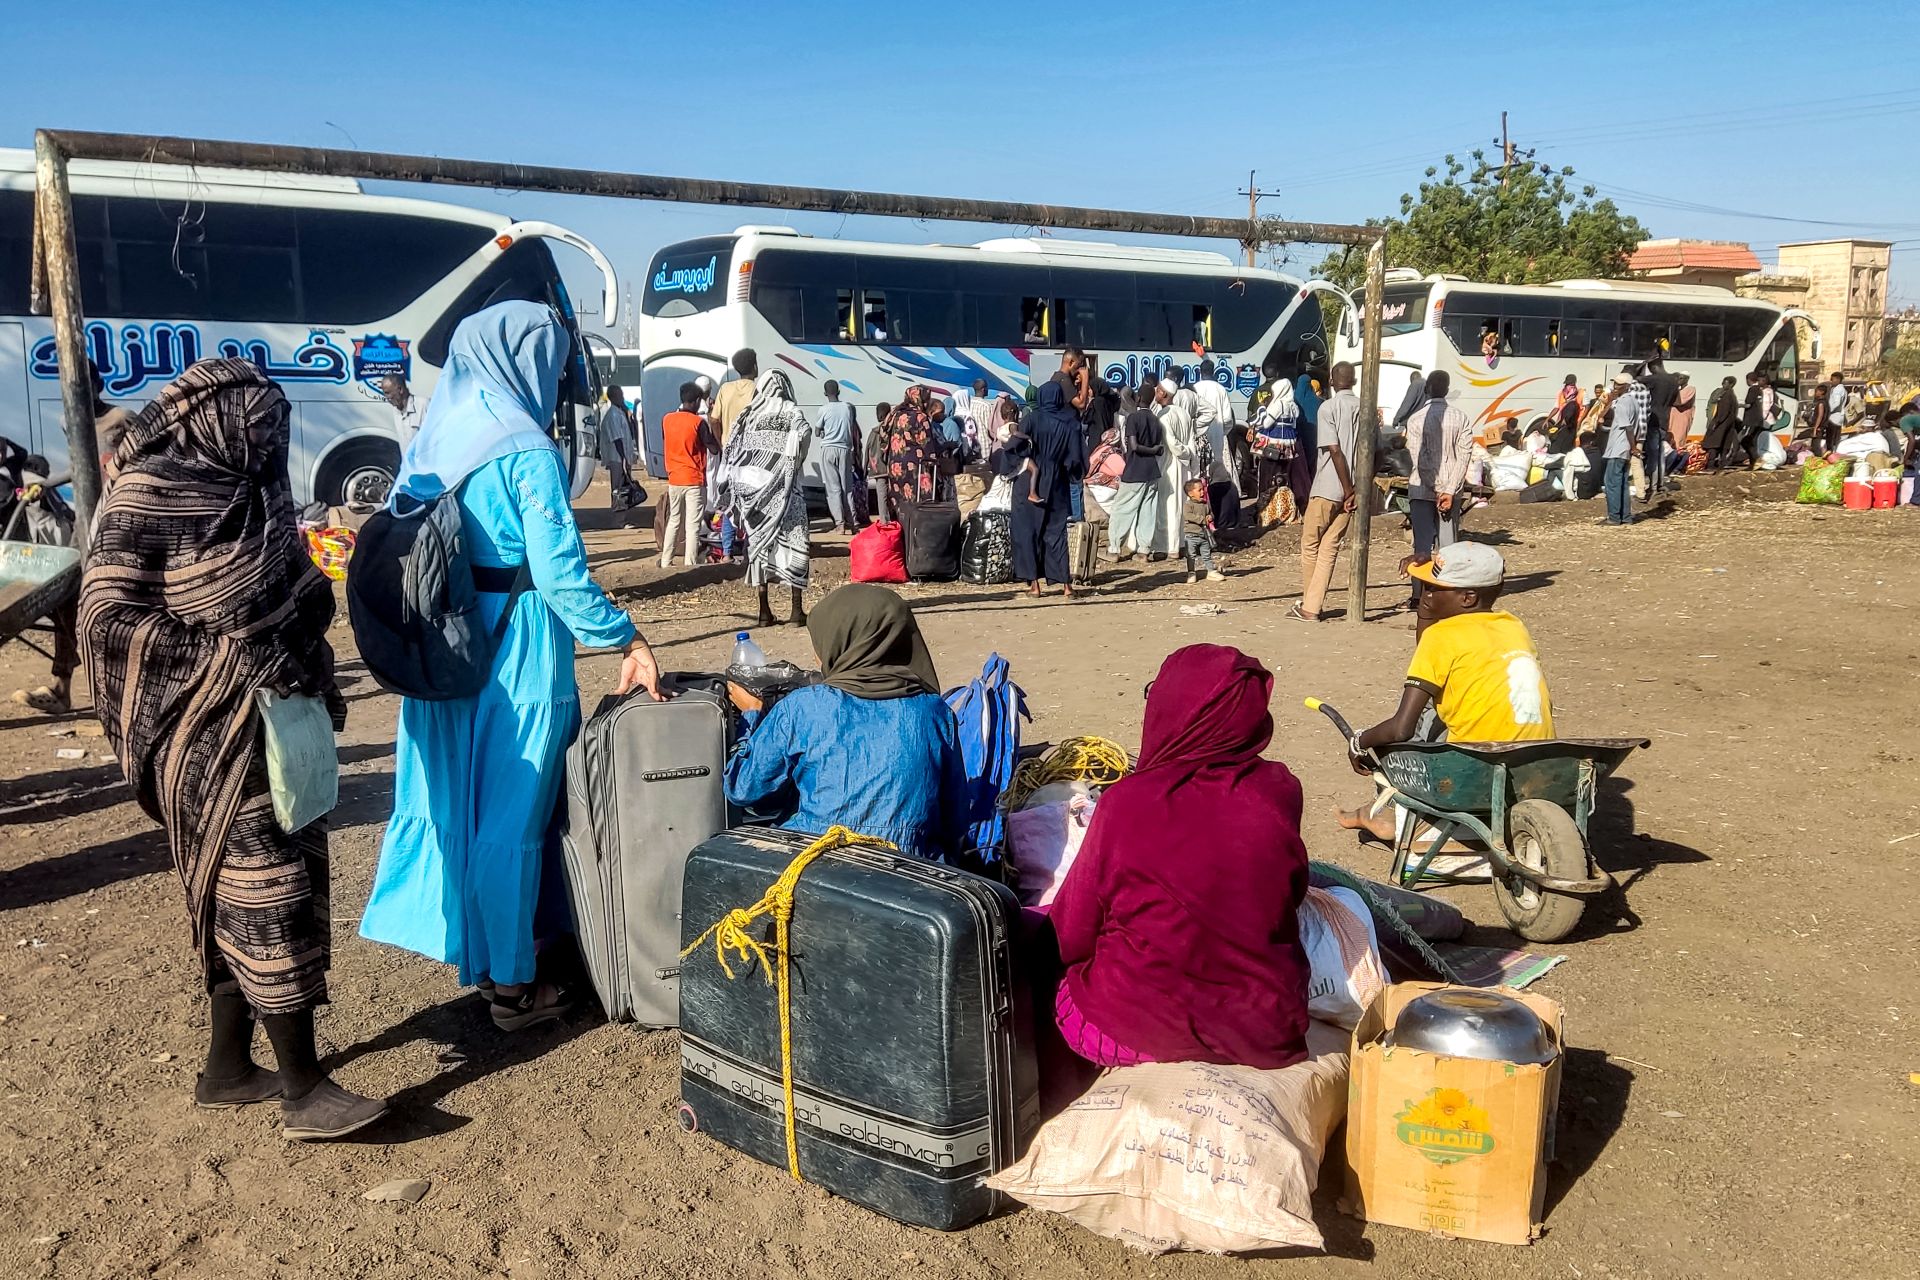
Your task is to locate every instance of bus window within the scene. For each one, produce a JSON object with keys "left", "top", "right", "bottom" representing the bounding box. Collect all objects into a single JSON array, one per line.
[
  {"left": 1021, "top": 298, "right": 1051, "bottom": 345},
  {"left": 1667, "top": 323, "right": 1721, "bottom": 361},
  {"left": 1440, "top": 306, "right": 1500, "bottom": 356},
  {"left": 754, "top": 283, "right": 805, "bottom": 341},
  {"left": 1192, "top": 305, "right": 1213, "bottom": 349},
  {"left": 898, "top": 289, "right": 965, "bottom": 345},
  {"left": 1377, "top": 284, "right": 1432, "bottom": 337},
  {"left": 836, "top": 289, "right": 855, "bottom": 340},
  {"left": 1720, "top": 309, "right": 1773, "bottom": 360},
  {"left": 1757, "top": 325, "right": 1798, "bottom": 393},
  {"left": 419, "top": 238, "right": 569, "bottom": 369},
  {"left": 1564, "top": 302, "right": 1623, "bottom": 358},
  {"left": 1262, "top": 293, "right": 1326, "bottom": 381},
  {"left": 860, "top": 290, "right": 891, "bottom": 342}
]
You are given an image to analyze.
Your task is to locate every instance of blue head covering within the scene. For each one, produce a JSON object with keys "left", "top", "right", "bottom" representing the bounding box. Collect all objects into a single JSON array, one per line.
[{"left": 391, "top": 300, "right": 564, "bottom": 504}]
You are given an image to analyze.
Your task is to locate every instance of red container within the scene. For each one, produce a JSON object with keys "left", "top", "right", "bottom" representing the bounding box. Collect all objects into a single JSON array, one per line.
[
  {"left": 1872, "top": 478, "right": 1898, "bottom": 509},
  {"left": 1843, "top": 478, "right": 1874, "bottom": 511}
]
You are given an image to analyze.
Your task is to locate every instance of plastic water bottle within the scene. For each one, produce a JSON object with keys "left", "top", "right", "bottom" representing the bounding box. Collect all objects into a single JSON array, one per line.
[{"left": 731, "top": 631, "right": 767, "bottom": 672}]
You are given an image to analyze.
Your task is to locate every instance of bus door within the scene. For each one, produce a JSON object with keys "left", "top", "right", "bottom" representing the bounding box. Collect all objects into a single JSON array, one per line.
[
  {"left": 638, "top": 350, "right": 729, "bottom": 481},
  {"left": 0, "top": 322, "right": 29, "bottom": 455}
]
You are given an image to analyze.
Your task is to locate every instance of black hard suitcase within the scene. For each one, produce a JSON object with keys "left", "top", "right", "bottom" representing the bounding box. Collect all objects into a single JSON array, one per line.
[
  {"left": 677, "top": 827, "right": 1039, "bottom": 1230},
  {"left": 898, "top": 498, "right": 962, "bottom": 581},
  {"left": 559, "top": 675, "right": 738, "bottom": 1026}
]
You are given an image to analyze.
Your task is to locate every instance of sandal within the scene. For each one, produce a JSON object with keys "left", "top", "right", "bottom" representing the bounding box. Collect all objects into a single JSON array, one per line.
[
  {"left": 488, "top": 981, "right": 573, "bottom": 1033},
  {"left": 1286, "top": 604, "right": 1320, "bottom": 622},
  {"left": 11, "top": 686, "right": 71, "bottom": 715}
]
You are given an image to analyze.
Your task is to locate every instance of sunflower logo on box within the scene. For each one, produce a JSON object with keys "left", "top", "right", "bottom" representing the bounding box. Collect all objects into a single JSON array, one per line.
[{"left": 1394, "top": 1088, "right": 1495, "bottom": 1165}]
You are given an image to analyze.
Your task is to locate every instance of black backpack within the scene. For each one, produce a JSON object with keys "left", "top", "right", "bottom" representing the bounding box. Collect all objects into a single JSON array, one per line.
[{"left": 346, "top": 490, "right": 527, "bottom": 700}]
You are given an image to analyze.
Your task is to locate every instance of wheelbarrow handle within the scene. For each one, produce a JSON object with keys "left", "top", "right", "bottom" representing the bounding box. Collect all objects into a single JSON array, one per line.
[{"left": 1303, "top": 697, "right": 1359, "bottom": 741}]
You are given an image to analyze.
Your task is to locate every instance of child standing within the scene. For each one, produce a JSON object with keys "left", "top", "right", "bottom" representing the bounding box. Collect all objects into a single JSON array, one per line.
[
  {"left": 1181, "top": 478, "right": 1225, "bottom": 583},
  {"left": 660, "top": 381, "right": 717, "bottom": 569}
]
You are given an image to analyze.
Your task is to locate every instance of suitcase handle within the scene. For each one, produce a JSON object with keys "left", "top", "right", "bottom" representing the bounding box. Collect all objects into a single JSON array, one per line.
[{"left": 655, "top": 965, "right": 681, "bottom": 980}]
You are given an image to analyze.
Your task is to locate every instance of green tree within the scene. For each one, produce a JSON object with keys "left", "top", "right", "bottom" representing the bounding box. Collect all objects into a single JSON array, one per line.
[{"left": 1299, "top": 151, "right": 1648, "bottom": 295}]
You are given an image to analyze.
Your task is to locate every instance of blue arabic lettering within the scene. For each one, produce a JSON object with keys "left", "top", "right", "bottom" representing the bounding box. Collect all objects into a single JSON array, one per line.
[
  {"left": 652, "top": 255, "right": 718, "bottom": 295},
  {"left": 31, "top": 322, "right": 209, "bottom": 395},
  {"left": 215, "top": 332, "right": 349, "bottom": 384}
]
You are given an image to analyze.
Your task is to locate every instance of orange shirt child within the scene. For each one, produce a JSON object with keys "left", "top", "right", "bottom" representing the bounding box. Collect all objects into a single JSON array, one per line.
[{"left": 663, "top": 409, "right": 709, "bottom": 487}]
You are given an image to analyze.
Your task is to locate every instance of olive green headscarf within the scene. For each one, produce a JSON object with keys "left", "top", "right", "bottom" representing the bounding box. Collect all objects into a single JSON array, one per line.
[{"left": 807, "top": 584, "right": 939, "bottom": 700}]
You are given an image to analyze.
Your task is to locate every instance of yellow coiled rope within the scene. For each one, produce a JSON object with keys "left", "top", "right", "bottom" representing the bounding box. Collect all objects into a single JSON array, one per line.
[
  {"left": 1004, "top": 735, "right": 1131, "bottom": 810},
  {"left": 679, "top": 825, "right": 895, "bottom": 1180}
]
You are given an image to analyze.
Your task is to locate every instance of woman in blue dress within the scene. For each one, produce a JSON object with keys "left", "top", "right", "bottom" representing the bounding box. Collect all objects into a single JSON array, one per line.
[
  {"left": 361, "top": 301, "right": 664, "bottom": 1031},
  {"left": 725, "top": 584, "right": 964, "bottom": 861}
]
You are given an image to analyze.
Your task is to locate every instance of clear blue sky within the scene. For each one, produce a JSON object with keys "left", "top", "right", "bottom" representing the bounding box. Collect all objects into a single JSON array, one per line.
[{"left": 7, "top": 0, "right": 1920, "bottom": 331}]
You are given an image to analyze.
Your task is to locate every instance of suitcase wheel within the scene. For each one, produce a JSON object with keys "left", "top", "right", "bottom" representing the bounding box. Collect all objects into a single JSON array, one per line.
[{"left": 675, "top": 1102, "right": 699, "bottom": 1134}]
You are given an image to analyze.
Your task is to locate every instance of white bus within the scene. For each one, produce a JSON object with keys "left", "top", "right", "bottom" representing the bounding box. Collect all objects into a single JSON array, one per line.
[
  {"left": 0, "top": 149, "right": 619, "bottom": 505},
  {"left": 1334, "top": 271, "right": 1818, "bottom": 441},
  {"left": 633, "top": 226, "right": 1334, "bottom": 480}
]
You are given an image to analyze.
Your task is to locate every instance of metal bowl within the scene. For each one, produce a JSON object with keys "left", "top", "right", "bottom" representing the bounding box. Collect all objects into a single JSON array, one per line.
[{"left": 1389, "top": 988, "right": 1556, "bottom": 1064}]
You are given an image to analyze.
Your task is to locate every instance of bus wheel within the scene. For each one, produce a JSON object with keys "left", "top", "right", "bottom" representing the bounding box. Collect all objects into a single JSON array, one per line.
[{"left": 318, "top": 442, "right": 400, "bottom": 509}]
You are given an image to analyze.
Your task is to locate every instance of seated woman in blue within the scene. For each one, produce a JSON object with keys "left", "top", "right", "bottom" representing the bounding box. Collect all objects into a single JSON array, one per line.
[{"left": 726, "top": 584, "right": 964, "bottom": 861}]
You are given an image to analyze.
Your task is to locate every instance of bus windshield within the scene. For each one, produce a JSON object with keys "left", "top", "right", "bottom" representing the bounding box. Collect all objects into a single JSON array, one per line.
[{"left": 642, "top": 237, "right": 737, "bottom": 318}]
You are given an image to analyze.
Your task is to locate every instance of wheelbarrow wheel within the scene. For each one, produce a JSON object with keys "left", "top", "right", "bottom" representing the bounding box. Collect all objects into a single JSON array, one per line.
[{"left": 1492, "top": 800, "right": 1588, "bottom": 943}]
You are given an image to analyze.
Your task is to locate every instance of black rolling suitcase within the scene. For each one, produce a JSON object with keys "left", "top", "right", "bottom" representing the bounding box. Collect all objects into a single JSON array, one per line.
[
  {"left": 895, "top": 462, "right": 962, "bottom": 581},
  {"left": 899, "top": 498, "right": 962, "bottom": 581},
  {"left": 677, "top": 827, "right": 1039, "bottom": 1230},
  {"left": 559, "top": 675, "right": 738, "bottom": 1026}
]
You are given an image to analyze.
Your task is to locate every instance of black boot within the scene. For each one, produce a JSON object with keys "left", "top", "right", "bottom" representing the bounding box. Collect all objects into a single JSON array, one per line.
[
  {"left": 264, "top": 1010, "right": 388, "bottom": 1141},
  {"left": 754, "top": 585, "right": 777, "bottom": 630},
  {"left": 790, "top": 587, "right": 808, "bottom": 628},
  {"left": 195, "top": 980, "right": 281, "bottom": 1108}
]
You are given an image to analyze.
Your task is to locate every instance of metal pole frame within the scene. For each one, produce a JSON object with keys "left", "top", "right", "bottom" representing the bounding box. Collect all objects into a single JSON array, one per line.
[
  {"left": 1347, "top": 238, "right": 1389, "bottom": 623},
  {"left": 32, "top": 130, "right": 102, "bottom": 547},
  {"left": 32, "top": 127, "right": 1390, "bottom": 613}
]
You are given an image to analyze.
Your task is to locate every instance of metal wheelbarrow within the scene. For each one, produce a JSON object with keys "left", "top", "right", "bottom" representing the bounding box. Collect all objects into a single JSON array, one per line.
[
  {"left": 1308, "top": 698, "right": 1647, "bottom": 943},
  {"left": 1, "top": 477, "right": 82, "bottom": 665}
]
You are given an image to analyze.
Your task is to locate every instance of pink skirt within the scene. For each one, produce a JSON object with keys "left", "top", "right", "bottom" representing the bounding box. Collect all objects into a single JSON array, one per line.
[{"left": 1054, "top": 981, "right": 1153, "bottom": 1069}]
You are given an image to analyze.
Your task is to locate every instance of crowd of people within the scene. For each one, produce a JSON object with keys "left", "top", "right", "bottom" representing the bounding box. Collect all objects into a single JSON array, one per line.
[
  {"left": 54, "top": 298, "right": 1589, "bottom": 1147},
  {"left": 600, "top": 345, "right": 1284, "bottom": 605},
  {"left": 26, "top": 287, "right": 1920, "bottom": 1160}
]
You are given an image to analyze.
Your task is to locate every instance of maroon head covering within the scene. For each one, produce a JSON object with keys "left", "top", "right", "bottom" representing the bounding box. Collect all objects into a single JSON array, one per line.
[{"left": 1049, "top": 644, "right": 1311, "bottom": 1070}]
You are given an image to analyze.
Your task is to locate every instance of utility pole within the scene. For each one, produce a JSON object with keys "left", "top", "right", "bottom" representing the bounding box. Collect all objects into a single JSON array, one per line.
[
  {"left": 1499, "top": 111, "right": 1512, "bottom": 188},
  {"left": 1237, "top": 170, "right": 1286, "bottom": 267}
]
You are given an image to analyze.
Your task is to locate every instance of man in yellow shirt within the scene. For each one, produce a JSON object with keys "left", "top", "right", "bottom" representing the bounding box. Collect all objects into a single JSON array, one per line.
[
  {"left": 710, "top": 348, "right": 759, "bottom": 443},
  {"left": 1336, "top": 543, "right": 1552, "bottom": 841}
]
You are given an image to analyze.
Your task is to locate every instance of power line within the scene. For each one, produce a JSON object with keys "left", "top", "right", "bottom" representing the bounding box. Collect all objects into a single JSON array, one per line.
[{"left": 1590, "top": 181, "right": 1920, "bottom": 232}]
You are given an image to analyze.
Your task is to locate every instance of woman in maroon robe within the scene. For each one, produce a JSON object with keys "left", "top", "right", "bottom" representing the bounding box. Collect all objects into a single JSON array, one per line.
[{"left": 1049, "top": 644, "right": 1311, "bottom": 1070}]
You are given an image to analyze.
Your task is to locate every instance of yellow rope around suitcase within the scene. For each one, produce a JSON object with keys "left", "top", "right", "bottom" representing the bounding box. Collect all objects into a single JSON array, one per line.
[{"left": 679, "top": 825, "right": 896, "bottom": 1180}]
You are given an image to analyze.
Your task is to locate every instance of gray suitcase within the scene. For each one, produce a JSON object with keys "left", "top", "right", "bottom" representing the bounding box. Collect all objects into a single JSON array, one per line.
[{"left": 559, "top": 674, "right": 737, "bottom": 1026}]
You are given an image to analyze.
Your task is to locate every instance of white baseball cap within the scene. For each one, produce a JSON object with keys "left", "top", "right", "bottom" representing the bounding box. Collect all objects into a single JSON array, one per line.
[{"left": 1408, "top": 542, "right": 1505, "bottom": 590}]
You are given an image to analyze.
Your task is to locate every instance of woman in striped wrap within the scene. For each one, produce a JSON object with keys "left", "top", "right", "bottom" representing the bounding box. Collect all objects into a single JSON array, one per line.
[{"left": 81, "top": 358, "right": 387, "bottom": 1141}]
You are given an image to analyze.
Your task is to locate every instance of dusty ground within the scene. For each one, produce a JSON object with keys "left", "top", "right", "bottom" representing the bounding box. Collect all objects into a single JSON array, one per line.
[{"left": 2, "top": 472, "right": 1916, "bottom": 1279}]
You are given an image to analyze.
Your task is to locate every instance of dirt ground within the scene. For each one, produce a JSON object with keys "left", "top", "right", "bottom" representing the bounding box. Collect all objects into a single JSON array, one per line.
[{"left": 3, "top": 472, "right": 1916, "bottom": 1280}]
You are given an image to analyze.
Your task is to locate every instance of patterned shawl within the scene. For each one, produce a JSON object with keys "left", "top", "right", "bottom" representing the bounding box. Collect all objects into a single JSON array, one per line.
[
  {"left": 81, "top": 359, "right": 343, "bottom": 960},
  {"left": 718, "top": 370, "right": 813, "bottom": 587}
]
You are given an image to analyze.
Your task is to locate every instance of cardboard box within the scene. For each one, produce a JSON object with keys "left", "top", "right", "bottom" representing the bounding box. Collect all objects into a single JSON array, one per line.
[{"left": 1343, "top": 982, "right": 1564, "bottom": 1246}]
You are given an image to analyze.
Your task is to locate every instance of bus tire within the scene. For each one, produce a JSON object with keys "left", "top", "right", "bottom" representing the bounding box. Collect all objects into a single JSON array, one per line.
[{"left": 316, "top": 440, "right": 401, "bottom": 509}]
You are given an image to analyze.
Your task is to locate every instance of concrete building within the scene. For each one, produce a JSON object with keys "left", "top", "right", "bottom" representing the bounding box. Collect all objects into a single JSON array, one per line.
[
  {"left": 1628, "top": 239, "right": 1762, "bottom": 290},
  {"left": 1770, "top": 239, "right": 1890, "bottom": 373}
]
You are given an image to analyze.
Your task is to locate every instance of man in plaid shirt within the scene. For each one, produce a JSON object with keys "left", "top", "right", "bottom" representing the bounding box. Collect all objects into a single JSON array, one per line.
[{"left": 1603, "top": 370, "right": 1648, "bottom": 526}]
